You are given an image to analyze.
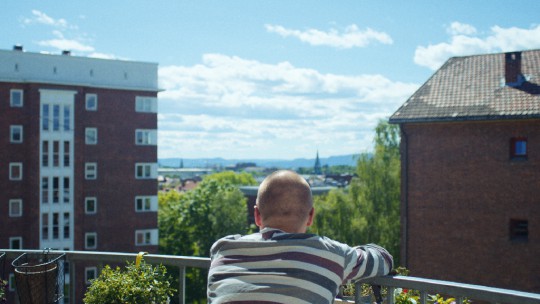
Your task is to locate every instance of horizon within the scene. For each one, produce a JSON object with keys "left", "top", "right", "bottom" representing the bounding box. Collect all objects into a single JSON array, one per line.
[{"left": 3, "top": 1, "right": 540, "bottom": 159}]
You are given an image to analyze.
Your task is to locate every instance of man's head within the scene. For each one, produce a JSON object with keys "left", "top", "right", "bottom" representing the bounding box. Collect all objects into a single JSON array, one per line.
[{"left": 255, "top": 170, "right": 314, "bottom": 233}]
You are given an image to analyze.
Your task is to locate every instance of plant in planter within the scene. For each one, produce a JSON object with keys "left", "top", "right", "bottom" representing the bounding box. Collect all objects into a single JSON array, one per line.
[
  {"left": 0, "top": 279, "right": 7, "bottom": 303},
  {"left": 83, "top": 259, "right": 176, "bottom": 304}
]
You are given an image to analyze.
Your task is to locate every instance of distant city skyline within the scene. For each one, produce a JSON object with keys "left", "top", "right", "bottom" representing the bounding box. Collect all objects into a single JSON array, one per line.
[{"left": 3, "top": 1, "right": 540, "bottom": 159}]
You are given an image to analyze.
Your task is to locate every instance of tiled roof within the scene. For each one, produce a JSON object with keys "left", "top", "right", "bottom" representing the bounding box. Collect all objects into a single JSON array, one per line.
[{"left": 390, "top": 49, "right": 540, "bottom": 123}]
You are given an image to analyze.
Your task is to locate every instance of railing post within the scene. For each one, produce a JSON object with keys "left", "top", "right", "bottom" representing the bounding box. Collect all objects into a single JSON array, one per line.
[
  {"left": 178, "top": 266, "right": 186, "bottom": 304},
  {"left": 419, "top": 291, "right": 428, "bottom": 304},
  {"left": 386, "top": 287, "right": 395, "bottom": 304}
]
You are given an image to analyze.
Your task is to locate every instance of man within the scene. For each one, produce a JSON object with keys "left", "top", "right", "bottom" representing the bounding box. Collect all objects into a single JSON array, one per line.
[{"left": 208, "top": 170, "right": 393, "bottom": 303}]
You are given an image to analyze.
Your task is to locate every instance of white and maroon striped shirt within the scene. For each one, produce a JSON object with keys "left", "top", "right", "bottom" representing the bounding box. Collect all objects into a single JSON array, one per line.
[{"left": 208, "top": 227, "right": 393, "bottom": 303}]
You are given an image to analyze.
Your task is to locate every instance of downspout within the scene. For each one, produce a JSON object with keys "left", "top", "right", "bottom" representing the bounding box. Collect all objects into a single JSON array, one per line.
[{"left": 399, "top": 124, "right": 409, "bottom": 268}]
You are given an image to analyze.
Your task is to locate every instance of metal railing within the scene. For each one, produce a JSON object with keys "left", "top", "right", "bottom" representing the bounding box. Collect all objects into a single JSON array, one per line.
[{"left": 2, "top": 249, "right": 539, "bottom": 304}]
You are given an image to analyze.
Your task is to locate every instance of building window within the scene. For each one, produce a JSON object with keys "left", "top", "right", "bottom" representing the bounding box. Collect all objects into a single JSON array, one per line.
[
  {"left": 86, "top": 94, "right": 97, "bottom": 111},
  {"left": 135, "top": 129, "right": 157, "bottom": 145},
  {"left": 135, "top": 229, "right": 158, "bottom": 246},
  {"left": 63, "top": 177, "right": 70, "bottom": 203},
  {"left": 85, "top": 232, "right": 97, "bottom": 249},
  {"left": 63, "top": 212, "right": 70, "bottom": 239},
  {"left": 10, "top": 237, "right": 22, "bottom": 249},
  {"left": 135, "top": 163, "right": 157, "bottom": 179},
  {"left": 42, "top": 104, "right": 50, "bottom": 131},
  {"left": 510, "top": 137, "right": 527, "bottom": 159},
  {"left": 42, "top": 141, "right": 49, "bottom": 167},
  {"left": 52, "top": 177, "right": 60, "bottom": 203},
  {"left": 85, "top": 163, "right": 97, "bottom": 180},
  {"left": 9, "top": 199, "right": 23, "bottom": 217},
  {"left": 42, "top": 213, "right": 49, "bottom": 240},
  {"left": 52, "top": 212, "right": 59, "bottom": 239},
  {"left": 64, "top": 105, "right": 71, "bottom": 131},
  {"left": 10, "top": 125, "right": 23, "bottom": 143},
  {"left": 135, "top": 96, "right": 157, "bottom": 113},
  {"left": 85, "top": 197, "right": 97, "bottom": 214},
  {"left": 53, "top": 105, "right": 60, "bottom": 131},
  {"left": 85, "top": 267, "right": 97, "bottom": 285},
  {"left": 510, "top": 219, "right": 528, "bottom": 242},
  {"left": 9, "top": 163, "right": 23, "bottom": 180},
  {"left": 10, "top": 89, "right": 23, "bottom": 107},
  {"left": 135, "top": 196, "right": 157, "bottom": 212},
  {"left": 63, "top": 141, "right": 70, "bottom": 167},
  {"left": 85, "top": 128, "right": 98, "bottom": 144},
  {"left": 53, "top": 141, "right": 60, "bottom": 167}
]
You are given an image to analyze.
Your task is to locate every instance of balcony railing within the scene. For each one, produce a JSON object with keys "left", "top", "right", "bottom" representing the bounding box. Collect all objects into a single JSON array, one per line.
[{"left": 2, "top": 249, "right": 539, "bottom": 304}]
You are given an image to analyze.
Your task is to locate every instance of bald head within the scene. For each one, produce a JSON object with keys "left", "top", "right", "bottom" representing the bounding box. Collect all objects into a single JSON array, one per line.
[{"left": 255, "top": 170, "right": 314, "bottom": 232}]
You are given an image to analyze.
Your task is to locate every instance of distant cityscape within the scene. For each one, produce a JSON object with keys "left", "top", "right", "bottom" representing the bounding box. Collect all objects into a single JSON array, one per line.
[{"left": 158, "top": 153, "right": 361, "bottom": 169}]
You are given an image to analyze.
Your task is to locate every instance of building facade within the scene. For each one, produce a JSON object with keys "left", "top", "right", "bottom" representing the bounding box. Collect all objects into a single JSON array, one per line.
[
  {"left": 390, "top": 50, "right": 540, "bottom": 292},
  {"left": 0, "top": 46, "right": 160, "bottom": 302}
]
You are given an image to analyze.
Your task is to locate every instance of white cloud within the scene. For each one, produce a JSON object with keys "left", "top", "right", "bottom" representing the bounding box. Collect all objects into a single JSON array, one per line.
[
  {"left": 265, "top": 24, "right": 393, "bottom": 49},
  {"left": 447, "top": 22, "right": 477, "bottom": 36},
  {"left": 24, "top": 10, "right": 69, "bottom": 28},
  {"left": 415, "top": 23, "right": 540, "bottom": 70},
  {"left": 157, "top": 54, "right": 418, "bottom": 159},
  {"left": 37, "top": 31, "right": 95, "bottom": 52}
]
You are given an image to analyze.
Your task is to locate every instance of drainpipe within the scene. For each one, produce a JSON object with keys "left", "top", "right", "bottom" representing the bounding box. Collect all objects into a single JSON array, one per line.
[{"left": 399, "top": 124, "right": 409, "bottom": 268}]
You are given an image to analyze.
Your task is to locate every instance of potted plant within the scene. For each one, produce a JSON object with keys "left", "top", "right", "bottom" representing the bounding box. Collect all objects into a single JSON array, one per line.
[{"left": 83, "top": 258, "right": 175, "bottom": 304}]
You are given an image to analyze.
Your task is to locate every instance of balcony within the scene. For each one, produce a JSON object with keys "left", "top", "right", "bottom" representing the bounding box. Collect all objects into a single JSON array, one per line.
[{"left": 1, "top": 249, "right": 539, "bottom": 304}]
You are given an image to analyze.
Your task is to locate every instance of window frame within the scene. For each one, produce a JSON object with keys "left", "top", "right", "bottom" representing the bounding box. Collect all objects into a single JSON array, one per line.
[
  {"left": 9, "top": 162, "right": 23, "bottom": 180},
  {"left": 85, "top": 197, "right": 97, "bottom": 214},
  {"left": 85, "top": 163, "right": 97, "bottom": 180},
  {"left": 85, "top": 94, "right": 98, "bottom": 111},
  {"left": 135, "top": 96, "right": 157, "bottom": 113},
  {"left": 10, "top": 125, "right": 23, "bottom": 143},
  {"left": 9, "top": 199, "right": 23, "bottom": 217},
  {"left": 85, "top": 267, "right": 97, "bottom": 285},
  {"left": 510, "top": 137, "right": 528, "bottom": 160},
  {"left": 85, "top": 128, "right": 98, "bottom": 145},
  {"left": 85, "top": 232, "right": 97, "bottom": 249},
  {"left": 10, "top": 236, "right": 23, "bottom": 249},
  {"left": 510, "top": 219, "right": 528, "bottom": 242},
  {"left": 10, "top": 89, "right": 23, "bottom": 107},
  {"left": 135, "top": 129, "right": 157, "bottom": 145},
  {"left": 135, "top": 163, "right": 157, "bottom": 179},
  {"left": 135, "top": 196, "right": 157, "bottom": 212},
  {"left": 135, "top": 229, "right": 157, "bottom": 246}
]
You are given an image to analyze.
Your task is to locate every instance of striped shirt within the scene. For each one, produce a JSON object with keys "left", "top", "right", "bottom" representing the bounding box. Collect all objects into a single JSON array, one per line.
[{"left": 208, "top": 227, "right": 393, "bottom": 303}]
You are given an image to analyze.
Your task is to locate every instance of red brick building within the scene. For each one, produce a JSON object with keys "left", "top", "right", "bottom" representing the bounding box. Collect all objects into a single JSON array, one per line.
[
  {"left": 0, "top": 46, "right": 159, "bottom": 302},
  {"left": 390, "top": 50, "right": 540, "bottom": 292}
]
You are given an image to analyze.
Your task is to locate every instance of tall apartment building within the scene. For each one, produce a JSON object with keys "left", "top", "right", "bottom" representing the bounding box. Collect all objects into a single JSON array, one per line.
[{"left": 0, "top": 46, "right": 160, "bottom": 302}]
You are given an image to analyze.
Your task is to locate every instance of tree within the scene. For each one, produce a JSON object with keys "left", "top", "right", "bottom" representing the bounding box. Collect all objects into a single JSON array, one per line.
[
  {"left": 311, "top": 120, "right": 401, "bottom": 265},
  {"left": 158, "top": 171, "right": 256, "bottom": 303}
]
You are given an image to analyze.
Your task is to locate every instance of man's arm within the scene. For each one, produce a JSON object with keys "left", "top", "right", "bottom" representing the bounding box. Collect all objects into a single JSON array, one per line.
[{"left": 343, "top": 243, "right": 393, "bottom": 283}]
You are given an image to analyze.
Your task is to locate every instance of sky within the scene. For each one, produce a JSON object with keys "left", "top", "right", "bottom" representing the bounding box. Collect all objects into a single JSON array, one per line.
[{"left": 3, "top": 1, "right": 540, "bottom": 160}]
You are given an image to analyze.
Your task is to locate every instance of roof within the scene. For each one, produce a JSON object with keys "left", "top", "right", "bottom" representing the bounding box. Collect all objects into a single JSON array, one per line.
[
  {"left": 390, "top": 49, "right": 540, "bottom": 124},
  {"left": 0, "top": 48, "right": 159, "bottom": 92}
]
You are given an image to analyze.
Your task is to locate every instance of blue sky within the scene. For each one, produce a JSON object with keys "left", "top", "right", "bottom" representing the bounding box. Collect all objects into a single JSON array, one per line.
[{"left": 3, "top": 1, "right": 540, "bottom": 159}]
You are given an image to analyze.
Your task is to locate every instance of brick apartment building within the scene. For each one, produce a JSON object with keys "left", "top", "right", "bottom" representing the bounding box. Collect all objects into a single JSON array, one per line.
[
  {"left": 0, "top": 46, "right": 160, "bottom": 302},
  {"left": 390, "top": 50, "right": 540, "bottom": 292}
]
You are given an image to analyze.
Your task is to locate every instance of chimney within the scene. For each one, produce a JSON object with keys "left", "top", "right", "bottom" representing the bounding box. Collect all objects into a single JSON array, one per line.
[
  {"left": 505, "top": 51, "right": 522, "bottom": 85},
  {"left": 13, "top": 45, "right": 23, "bottom": 51}
]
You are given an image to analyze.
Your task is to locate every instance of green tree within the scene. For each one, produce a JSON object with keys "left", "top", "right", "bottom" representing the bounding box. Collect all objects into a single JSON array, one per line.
[
  {"left": 158, "top": 171, "right": 256, "bottom": 303},
  {"left": 311, "top": 120, "right": 401, "bottom": 265}
]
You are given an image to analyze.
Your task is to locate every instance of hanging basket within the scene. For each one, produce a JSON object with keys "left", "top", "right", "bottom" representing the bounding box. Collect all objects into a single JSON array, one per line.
[{"left": 12, "top": 251, "right": 65, "bottom": 304}]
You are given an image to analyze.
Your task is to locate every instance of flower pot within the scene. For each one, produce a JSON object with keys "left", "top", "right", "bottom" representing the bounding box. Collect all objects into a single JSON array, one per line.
[{"left": 14, "top": 260, "right": 58, "bottom": 304}]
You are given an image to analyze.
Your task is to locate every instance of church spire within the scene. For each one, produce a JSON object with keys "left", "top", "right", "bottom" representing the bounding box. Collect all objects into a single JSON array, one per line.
[{"left": 314, "top": 151, "right": 322, "bottom": 175}]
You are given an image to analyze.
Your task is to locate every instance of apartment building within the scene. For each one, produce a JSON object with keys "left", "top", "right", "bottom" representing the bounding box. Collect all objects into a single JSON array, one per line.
[
  {"left": 390, "top": 50, "right": 540, "bottom": 292},
  {"left": 0, "top": 46, "right": 160, "bottom": 302}
]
